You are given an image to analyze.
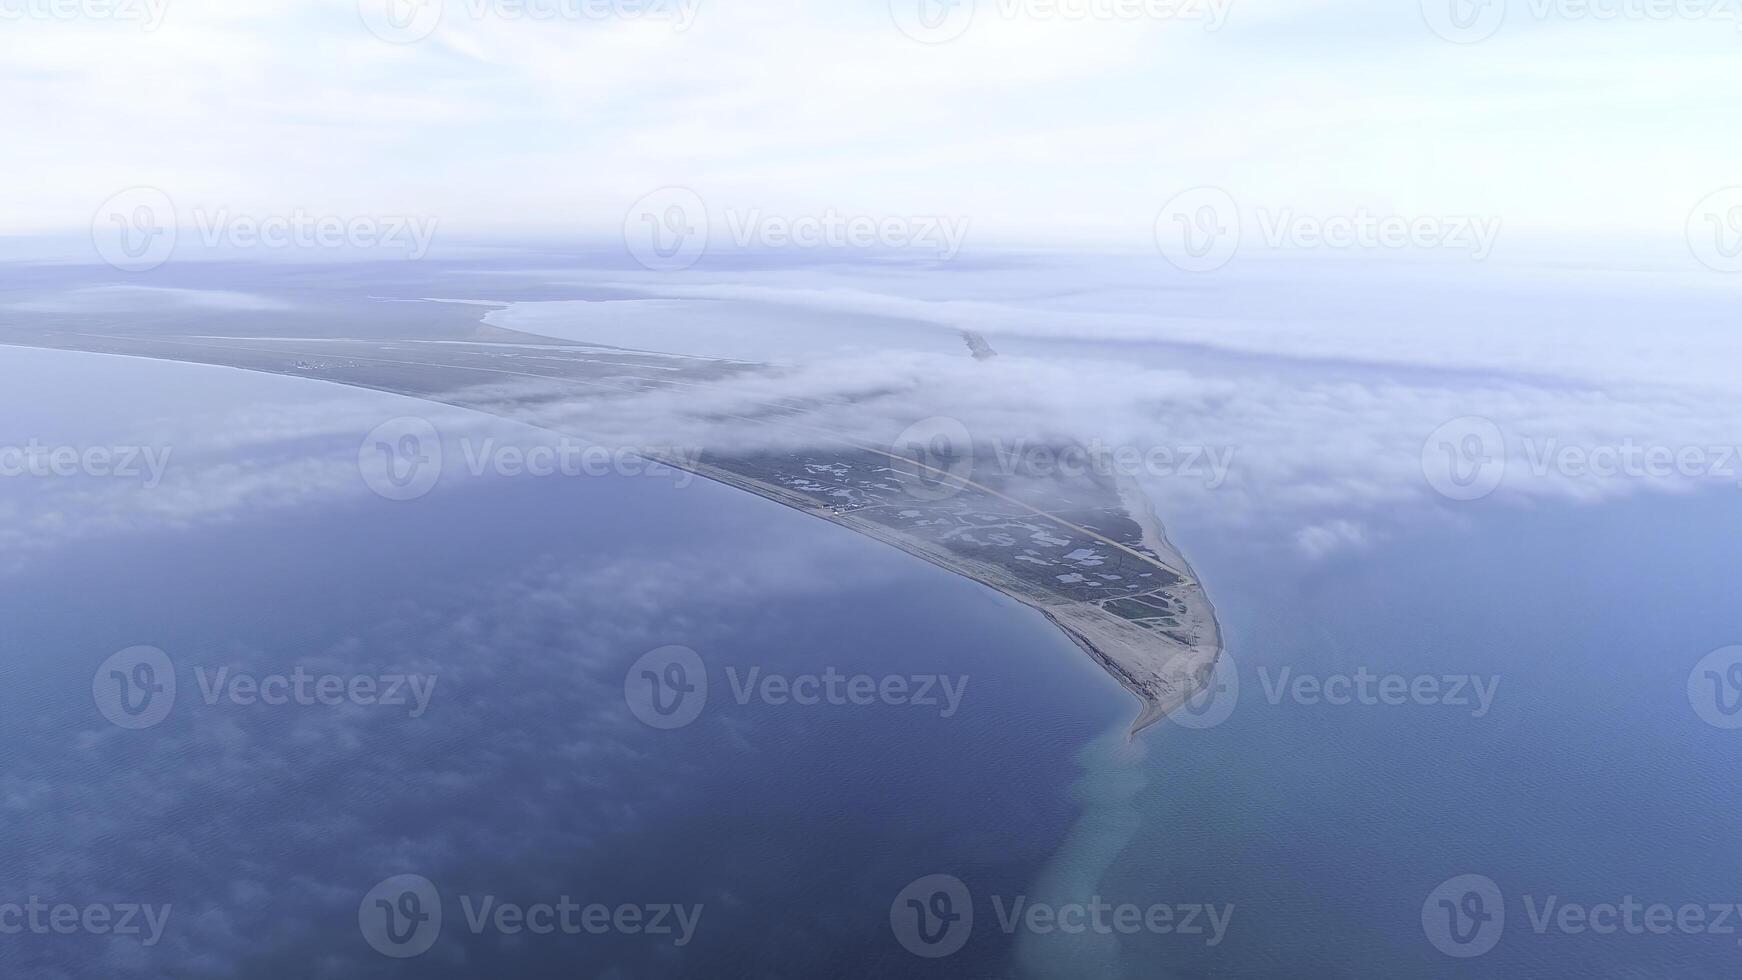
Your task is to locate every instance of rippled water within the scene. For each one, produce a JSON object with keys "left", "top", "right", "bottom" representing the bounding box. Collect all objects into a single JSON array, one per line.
[
  {"left": 0, "top": 349, "right": 1129, "bottom": 978},
  {"left": 1083, "top": 490, "right": 1742, "bottom": 977},
  {"left": 6, "top": 344, "right": 1740, "bottom": 978}
]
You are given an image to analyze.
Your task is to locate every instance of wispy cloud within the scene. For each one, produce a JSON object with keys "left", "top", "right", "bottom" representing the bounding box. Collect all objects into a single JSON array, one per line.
[
  {"left": 2, "top": 0, "right": 1736, "bottom": 247},
  {"left": 11, "top": 284, "right": 293, "bottom": 312}
]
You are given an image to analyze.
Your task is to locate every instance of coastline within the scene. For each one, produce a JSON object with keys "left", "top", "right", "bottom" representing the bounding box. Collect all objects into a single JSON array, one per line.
[
  {"left": 0, "top": 332, "right": 1222, "bottom": 738},
  {"left": 1113, "top": 476, "right": 1225, "bottom": 735},
  {"left": 682, "top": 455, "right": 1223, "bottom": 739}
]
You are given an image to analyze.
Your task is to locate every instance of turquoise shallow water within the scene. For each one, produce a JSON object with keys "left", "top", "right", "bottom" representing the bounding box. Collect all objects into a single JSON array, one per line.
[{"left": 1055, "top": 490, "right": 1742, "bottom": 978}]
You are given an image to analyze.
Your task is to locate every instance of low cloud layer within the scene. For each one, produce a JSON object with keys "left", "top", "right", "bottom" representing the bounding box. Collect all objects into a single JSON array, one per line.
[{"left": 3, "top": 253, "right": 1736, "bottom": 575}]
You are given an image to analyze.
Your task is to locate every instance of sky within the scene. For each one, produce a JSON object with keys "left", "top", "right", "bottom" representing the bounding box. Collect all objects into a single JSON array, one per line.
[
  {"left": 2, "top": 0, "right": 1739, "bottom": 251},
  {"left": 4, "top": 0, "right": 1741, "bottom": 569}
]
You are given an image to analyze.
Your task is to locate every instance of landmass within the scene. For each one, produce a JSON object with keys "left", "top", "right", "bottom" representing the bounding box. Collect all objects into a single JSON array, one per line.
[{"left": 0, "top": 323, "right": 1221, "bottom": 735}]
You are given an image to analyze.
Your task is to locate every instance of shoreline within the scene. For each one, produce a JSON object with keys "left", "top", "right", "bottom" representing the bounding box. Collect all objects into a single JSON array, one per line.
[
  {"left": 0, "top": 334, "right": 1223, "bottom": 738},
  {"left": 1113, "top": 477, "right": 1225, "bottom": 736},
  {"left": 684, "top": 456, "right": 1223, "bottom": 739}
]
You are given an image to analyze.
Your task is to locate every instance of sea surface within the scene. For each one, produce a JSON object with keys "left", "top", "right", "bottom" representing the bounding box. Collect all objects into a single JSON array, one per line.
[
  {"left": 4, "top": 258, "right": 1742, "bottom": 977},
  {"left": 0, "top": 349, "right": 1128, "bottom": 978},
  {"left": 1084, "top": 488, "right": 1742, "bottom": 977}
]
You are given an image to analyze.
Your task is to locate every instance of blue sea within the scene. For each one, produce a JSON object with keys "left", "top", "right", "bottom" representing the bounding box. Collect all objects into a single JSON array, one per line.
[
  {"left": 0, "top": 349, "right": 1127, "bottom": 978},
  {"left": 2, "top": 343, "right": 1740, "bottom": 978}
]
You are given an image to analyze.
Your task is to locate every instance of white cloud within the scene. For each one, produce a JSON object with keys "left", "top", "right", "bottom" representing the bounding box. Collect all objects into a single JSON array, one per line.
[
  {"left": 1294, "top": 519, "right": 1371, "bottom": 560},
  {"left": 3, "top": 247, "right": 1738, "bottom": 583},
  {"left": 1, "top": 0, "right": 1736, "bottom": 247}
]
